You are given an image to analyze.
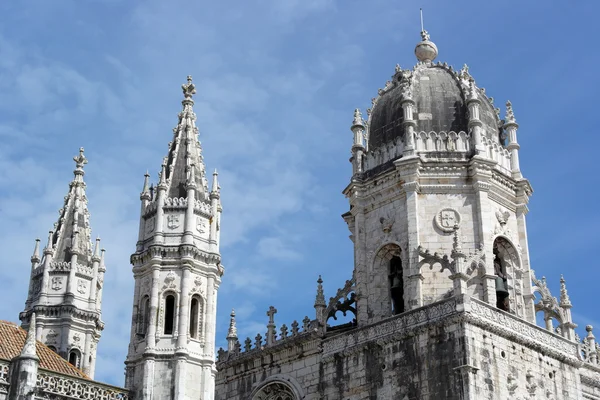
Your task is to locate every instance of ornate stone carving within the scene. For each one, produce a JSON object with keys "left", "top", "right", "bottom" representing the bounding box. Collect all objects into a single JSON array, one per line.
[
  {"left": 51, "top": 276, "right": 63, "bottom": 291},
  {"left": 163, "top": 271, "right": 177, "bottom": 290},
  {"left": 46, "top": 330, "right": 58, "bottom": 344},
  {"left": 196, "top": 217, "right": 206, "bottom": 234},
  {"left": 253, "top": 382, "right": 296, "bottom": 400},
  {"left": 36, "top": 371, "right": 129, "bottom": 399},
  {"left": 435, "top": 208, "right": 461, "bottom": 232},
  {"left": 167, "top": 214, "right": 180, "bottom": 229},
  {"left": 77, "top": 279, "right": 87, "bottom": 294},
  {"left": 495, "top": 209, "right": 510, "bottom": 225}
]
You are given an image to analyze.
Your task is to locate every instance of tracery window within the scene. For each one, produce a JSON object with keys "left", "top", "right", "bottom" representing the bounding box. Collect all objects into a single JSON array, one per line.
[
  {"left": 253, "top": 382, "right": 297, "bottom": 400},
  {"left": 164, "top": 294, "right": 176, "bottom": 335}
]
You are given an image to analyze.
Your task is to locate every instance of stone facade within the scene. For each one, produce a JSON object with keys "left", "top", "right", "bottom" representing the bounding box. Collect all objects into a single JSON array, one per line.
[
  {"left": 214, "top": 30, "right": 600, "bottom": 400},
  {"left": 124, "top": 76, "right": 223, "bottom": 400}
]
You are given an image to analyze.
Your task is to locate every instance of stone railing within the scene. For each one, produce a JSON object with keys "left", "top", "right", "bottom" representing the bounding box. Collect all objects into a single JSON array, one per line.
[
  {"left": 217, "top": 316, "right": 316, "bottom": 363},
  {"left": 323, "top": 296, "right": 458, "bottom": 357},
  {"left": 37, "top": 370, "right": 129, "bottom": 400},
  {"left": 415, "top": 131, "right": 470, "bottom": 154},
  {"left": 164, "top": 197, "right": 187, "bottom": 209},
  {"left": 194, "top": 200, "right": 213, "bottom": 217},
  {"left": 468, "top": 299, "right": 579, "bottom": 362},
  {"left": 363, "top": 134, "right": 404, "bottom": 171},
  {"left": 482, "top": 136, "right": 511, "bottom": 175},
  {"left": 76, "top": 264, "right": 93, "bottom": 278},
  {"left": 49, "top": 261, "right": 72, "bottom": 272}
]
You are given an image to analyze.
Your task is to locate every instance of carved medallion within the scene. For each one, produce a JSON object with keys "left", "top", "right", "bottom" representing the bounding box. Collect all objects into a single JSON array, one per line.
[
  {"left": 163, "top": 271, "right": 177, "bottom": 290},
  {"left": 77, "top": 279, "right": 87, "bottom": 294},
  {"left": 167, "top": 214, "right": 180, "bottom": 229},
  {"left": 435, "top": 208, "right": 461, "bottom": 232},
  {"left": 51, "top": 276, "right": 63, "bottom": 291},
  {"left": 196, "top": 217, "right": 206, "bottom": 234},
  {"left": 495, "top": 209, "right": 510, "bottom": 226}
]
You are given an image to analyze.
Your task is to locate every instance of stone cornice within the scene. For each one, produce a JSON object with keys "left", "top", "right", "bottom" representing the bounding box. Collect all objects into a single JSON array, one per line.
[{"left": 131, "top": 244, "right": 221, "bottom": 270}]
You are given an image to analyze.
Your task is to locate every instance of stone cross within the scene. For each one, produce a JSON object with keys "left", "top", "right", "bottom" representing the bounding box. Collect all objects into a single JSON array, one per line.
[{"left": 266, "top": 306, "right": 277, "bottom": 345}]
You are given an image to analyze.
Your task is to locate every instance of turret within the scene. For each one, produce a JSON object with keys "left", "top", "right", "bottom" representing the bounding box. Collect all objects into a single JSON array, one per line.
[
  {"left": 19, "top": 148, "right": 105, "bottom": 378},
  {"left": 504, "top": 100, "right": 522, "bottom": 179},
  {"left": 350, "top": 109, "right": 366, "bottom": 175}
]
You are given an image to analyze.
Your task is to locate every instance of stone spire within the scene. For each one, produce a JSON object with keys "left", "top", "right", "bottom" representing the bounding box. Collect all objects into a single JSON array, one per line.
[
  {"left": 19, "top": 148, "right": 105, "bottom": 379},
  {"left": 20, "top": 313, "right": 37, "bottom": 358},
  {"left": 559, "top": 275, "right": 572, "bottom": 307},
  {"left": 314, "top": 275, "right": 327, "bottom": 334},
  {"left": 315, "top": 275, "right": 326, "bottom": 308},
  {"left": 163, "top": 75, "right": 210, "bottom": 199},
  {"left": 226, "top": 309, "right": 238, "bottom": 352},
  {"left": 415, "top": 9, "right": 438, "bottom": 63}
]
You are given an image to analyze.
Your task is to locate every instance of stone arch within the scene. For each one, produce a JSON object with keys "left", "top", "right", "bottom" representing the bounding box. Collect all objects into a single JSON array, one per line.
[
  {"left": 161, "top": 290, "right": 178, "bottom": 336},
  {"left": 371, "top": 243, "right": 405, "bottom": 318},
  {"left": 493, "top": 236, "right": 524, "bottom": 316},
  {"left": 251, "top": 375, "right": 305, "bottom": 400}
]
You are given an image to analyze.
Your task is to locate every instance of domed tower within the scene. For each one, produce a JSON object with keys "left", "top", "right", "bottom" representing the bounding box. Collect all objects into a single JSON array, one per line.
[{"left": 343, "top": 28, "right": 534, "bottom": 326}]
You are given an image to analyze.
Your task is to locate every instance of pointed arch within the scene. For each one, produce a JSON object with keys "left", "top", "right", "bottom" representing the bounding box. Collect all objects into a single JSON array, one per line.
[
  {"left": 493, "top": 236, "right": 524, "bottom": 316},
  {"left": 371, "top": 243, "right": 405, "bottom": 318}
]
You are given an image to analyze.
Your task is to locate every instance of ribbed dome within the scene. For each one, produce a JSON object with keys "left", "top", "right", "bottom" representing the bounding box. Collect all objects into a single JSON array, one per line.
[{"left": 367, "top": 64, "right": 502, "bottom": 151}]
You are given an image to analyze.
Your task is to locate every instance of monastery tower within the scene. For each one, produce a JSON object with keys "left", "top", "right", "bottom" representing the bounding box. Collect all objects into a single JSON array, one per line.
[
  {"left": 125, "top": 76, "right": 223, "bottom": 400},
  {"left": 19, "top": 148, "right": 105, "bottom": 379}
]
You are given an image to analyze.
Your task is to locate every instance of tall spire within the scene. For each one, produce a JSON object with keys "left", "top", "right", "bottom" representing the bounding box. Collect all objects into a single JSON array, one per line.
[
  {"left": 415, "top": 9, "right": 438, "bottom": 63},
  {"left": 226, "top": 309, "right": 238, "bottom": 352},
  {"left": 162, "top": 75, "right": 210, "bottom": 199}
]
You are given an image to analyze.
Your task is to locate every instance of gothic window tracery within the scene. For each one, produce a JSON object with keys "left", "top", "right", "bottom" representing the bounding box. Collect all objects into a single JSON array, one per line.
[{"left": 253, "top": 382, "right": 297, "bottom": 400}]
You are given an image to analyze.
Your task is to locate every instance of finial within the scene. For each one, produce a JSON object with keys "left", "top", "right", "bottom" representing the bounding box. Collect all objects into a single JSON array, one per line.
[
  {"left": 505, "top": 100, "right": 517, "bottom": 124},
  {"left": 31, "top": 239, "right": 40, "bottom": 264},
  {"left": 21, "top": 313, "right": 38, "bottom": 358},
  {"left": 72, "top": 147, "right": 88, "bottom": 178},
  {"left": 99, "top": 248, "right": 106, "bottom": 270},
  {"left": 315, "top": 275, "right": 326, "bottom": 307},
  {"left": 415, "top": 9, "right": 438, "bottom": 63},
  {"left": 182, "top": 75, "right": 196, "bottom": 99},
  {"left": 467, "top": 79, "right": 478, "bottom": 102},
  {"left": 93, "top": 237, "right": 101, "bottom": 258},
  {"left": 45, "top": 231, "right": 54, "bottom": 252},
  {"left": 142, "top": 171, "right": 150, "bottom": 192},
  {"left": 560, "top": 275, "right": 572, "bottom": 307},
  {"left": 159, "top": 161, "right": 167, "bottom": 187},
  {"left": 227, "top": 309, "right": 237, "bottom": 339},
  {"left": 352, "top": 108, "right": 365, "bottom": 128},
  {"left": 211, "top": 169, "right": 219, "bottom": 193}
]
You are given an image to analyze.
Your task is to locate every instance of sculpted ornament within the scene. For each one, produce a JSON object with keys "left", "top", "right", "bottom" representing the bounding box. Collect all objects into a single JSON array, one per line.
[
  {"left": 77, "top": 279, "right": 87, "bottom": 294},
  {"left": 46, "top": 330, "right": 58, "bottom": 344},
  {"left": 196, "top": 217, "right": 206, "bottom": 234},
  {"left": 51, "top": 276, "right": 63, "bottom": 291},
  {"left": 253, "top": 382, "right": 296, "bottom": 400},
  {"left": 167, "top": 214, "right": 180, "bottom": 230},
  {"left": 435, "top": 208, "right": 461, "bottom": 232},
  {"left": 163, "top": 271, "right": 177, "bottom": 290}
]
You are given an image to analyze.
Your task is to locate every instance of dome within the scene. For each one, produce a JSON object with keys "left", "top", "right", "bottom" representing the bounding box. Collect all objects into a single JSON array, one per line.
[{"left": 367, "top": 63, "right": 502, "bottom": 151}]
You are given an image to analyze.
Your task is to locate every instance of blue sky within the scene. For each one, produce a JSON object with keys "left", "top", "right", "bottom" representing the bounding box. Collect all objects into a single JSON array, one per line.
[{"left": 0, "top": 0, "right": 599, "bottom": 387}]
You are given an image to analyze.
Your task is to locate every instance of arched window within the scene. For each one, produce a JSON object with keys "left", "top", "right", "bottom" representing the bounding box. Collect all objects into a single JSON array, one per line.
[
  {"left": 68, "top": 349, "right": 81, "bottom": 368},
  {"left": 164, "top": 294, "right": 176, "bottom": 335},
  {"left": 389, "top": 256, "right": 404, "bottom": 314},
  {"left": 253, "top": 381, "right": 297, "bottom": 400},
  {"left": 493, "top": 243, "right": 510, "bottom": 311},
  {"left": 138, "top": 296, "right": 150, "bottom": 335},
  {"left": 190, "top": 296, "right": 199, "bottom": 339}
]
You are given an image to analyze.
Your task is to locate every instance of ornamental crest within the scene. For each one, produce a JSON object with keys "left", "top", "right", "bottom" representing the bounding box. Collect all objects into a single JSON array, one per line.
[
  {"left": 190, "top": 275, "right": 205, "bottom": 296},
  {"left": 196, "top": 217, "right": 206, "bottom": 234},
  {"left": 167, "top": 214, "right": 180, "bottom": 230},
  {"left": 163, "top": 271, "right": 177, "bottom": 290},
  {"left": 435, "top": 208, "right": 461, "bottom": 233},
  {"left": 51, "top": 277, "right": 63, "bottom": 291},
  {"left": 77, "top": 279, "right": 87, "bottom": 294}
]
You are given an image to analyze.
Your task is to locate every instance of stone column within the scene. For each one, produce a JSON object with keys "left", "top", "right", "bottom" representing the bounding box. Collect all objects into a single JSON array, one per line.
[{"left": 145, "top": 265, "right": 161, "bottom": 349}]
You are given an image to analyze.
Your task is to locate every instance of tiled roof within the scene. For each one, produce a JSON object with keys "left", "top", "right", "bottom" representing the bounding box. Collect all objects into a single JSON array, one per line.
[{"left": 0, "top": 320, "right": 89, "bottom": 379}]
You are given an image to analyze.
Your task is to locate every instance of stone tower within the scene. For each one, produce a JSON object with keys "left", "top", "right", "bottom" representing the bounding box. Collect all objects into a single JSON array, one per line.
[
  {"left": 19, "top": 148, "right": 105, "bottom": 378},
  {"left": 344, "top": 28, "right": 539, "bottom": 327},
  {"left": 125, "top": 76, "right": 223, "bottom": 400}
]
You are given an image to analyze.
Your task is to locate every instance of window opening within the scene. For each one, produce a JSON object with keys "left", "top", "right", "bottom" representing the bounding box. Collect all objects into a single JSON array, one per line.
[
  {"left": 164, "top": 294, "right": 175, "bottom": 335},
  {"left": 389, "top": 256, "right": 405, "bottom": 314},
  {"left": 494, "top": 247, "right": 510, "bottom": 311},
  {"left": 190, "top": 297, "right": 199, "bottom": 339}
]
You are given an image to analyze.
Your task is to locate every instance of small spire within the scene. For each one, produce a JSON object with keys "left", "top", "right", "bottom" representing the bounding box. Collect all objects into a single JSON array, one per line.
[
  {"left": 560, "top": 275, "right": 572, "bottom": 307},
  {"left": 227, "top": 309, "right": 237, "bottom": 340},
  {"left": 315, "top": 275, "right": 326, "bottom": 307},
  {"left": 31, "top": 239, "right": 41, "bottom": 264},
  {"left": 158, "top": 159, "right": 167, "bottom": 187},
  {"left": 187, "top": 163, "right": 197, "bottom": 188},
  {"left": 211, "top": 169, "right": 219, "bottom": 193},
  {"left": 99, "top": 248, "right": 106, "bottom": 271},
  {"left": 415, "top": 8, "right": 438, "bottom": 63},
  {"left": 505, "top": 100, "right": 517, "bottom": 125},
  {"left": 93, "top": 237, "right": 101, "bottom": 259},
  {"left": 182, "top": 75, "right": 196, "bottom": 99},
  {"left": 142, "top": 171, "right": 150, "bottom": 192},
  {"left": 44, "top": 231, "right": 54, "bottom": 254},
  {"left": 21, "top": 313, "right": 38, "bottom": 358},
  {"left": 467, "top": 79, "right": 479, "bottom": 102}
]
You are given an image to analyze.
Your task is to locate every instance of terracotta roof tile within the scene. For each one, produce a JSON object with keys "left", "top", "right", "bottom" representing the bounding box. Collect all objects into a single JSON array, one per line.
[{"left": 0, "top": 320, "right": 89, "bottom": 379}]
